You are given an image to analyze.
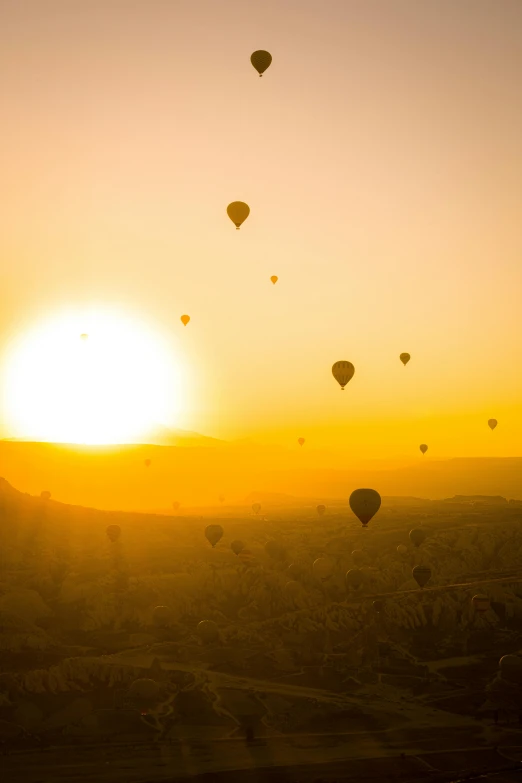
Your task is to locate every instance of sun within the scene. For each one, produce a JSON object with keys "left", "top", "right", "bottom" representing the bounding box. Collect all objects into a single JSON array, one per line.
[{"left": 1, "top": 308, "right": 185, "bottom": 445}]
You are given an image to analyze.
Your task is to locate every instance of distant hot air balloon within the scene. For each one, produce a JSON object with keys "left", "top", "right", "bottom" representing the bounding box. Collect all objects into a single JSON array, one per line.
[
  {"left": 265, "top": 540, "right": 286, "bottom": 561},
  {"left": 270, "top": 275, "right": 278, "bottom": 285},
  {"left": 227, "top": 201, "right": 250, "bottom": 229},
  {"left": 345, "top": 568, "right": 364, "bottom": 590},
  {"left": 419, "top": 444, "right": 428, "bottom": 455},
  {"left": 284, "top": 580, "right": 301, "bottom": 600},
  {"left": 397, "top": 544, "right": 408, "bottom": 556},
  {"left": 287, "top": 562, "right": 302, "bottom": 580},
  {"left": 106, "top": 524, "right": 121, "bottom": 543},
  {"left": 80, "top": 333, "right": 88, "bottom": 341},
  {"left": 298, "top": 438, "right": 305, "bottom": 447},
  {"left": 252, "top": 502, "right": 261, "bottom": 515},
  {"left": 231, "top": 540, "right": 244, "bottom": 556},
  {"left": 40, "top": 491, "right": 51, "bottom": 501},
  {"left": 218, "top": 494, "right": 225, "bottom": 503},
  {"left": 250, "top": 50, "right": 272, "bottom": 77},
  {"left": 152, "top": 605, "right": 171, "bottom": 628},
  {"left": 144, "top": 459, "right": 151, "bottom": 468},
  {"left": 172, "top": 501, "right": 180, "bottom": 511},
  {"left": 400, "top": 353, "right": 410, "bottom": 366},
  {"left": 239, "top": 548, "right": 254, "bottom": 565},
  {"left": 180, "top": 315, "right": 190, "bottom": 326},
  {"left": 351, "top": 549, "right": 365, "bottom": 566},
  {"left": 204, "top": 524, "right": 223, "bottom": 548},
  {"left": 412, "top": 565, "right": 431, "bottom": 588},
  {"left": 197, "top": 619, "right": 219, "bottom": 644},
  {"left": 332, "top": 361, "right": 355, "bottom": 390},
  {"left": 316, "top": 504, "right": 326, "bottom": 516},
  {"left": 373, "top": 599, "right": 384, "bottom": 614},
  {"left": 349, "top": 489, "right": 381, "bottom": 527},
  {"left": 409, "top": 528, "right": 426, "bottom": 548},
  {"left": 313, "top": 557, "right": 335, "bottom": 581},
  {"left": 472, "top": 594, "right": 490, "bottom": 614},
  {"left": 499, "top": 655, "right": 522, "bottom": 682},
  {"left": 128, "top": 678, "right": 160, "bottom": 711},
  {"left": 488, "top": 419, "right": 497, "bottom": 430}
]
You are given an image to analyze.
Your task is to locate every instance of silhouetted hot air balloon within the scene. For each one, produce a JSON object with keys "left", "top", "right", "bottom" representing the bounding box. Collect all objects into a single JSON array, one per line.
[
  {"left": 332, "top": 361, "right": 355, "bottom": 390},
  {"left": 298, "top": 438, "right": 305, "bottom": 446},
  {"left": 40, "top": 491, "right": 51, "bottom": 501},
  {"left": 499, "top": 655, "right": 522, "bottom": 682},
  {"left": 351, "top": 549, "right": 365, "bottom": 566},
  {"left": 218, "top": 494, "right": 225, "bottom": 503},
  {"left": 488, "top": 419, "right": 497, "bottom": 430},
  {"left": 152, "top": 605, "right": 171, "bottom": 628},
  {"left": 252, "top": 502, "right": 261, "bottom": 515},
  {"left": 181, "top": 315, "right": 190, "bottom": 326},
  {"left": 287, "top": 562, "right": 302, "bottom": 580},
  {"left": 227, "top": 201, "right": 250, "bottom": 229},
  {"left": 172, "top": 501, "right": 180, "bottom": 511},
  {"left": 265, "top": 540, "right": 286, "bottom": 561},
  {"left": 316, "top": 504, "right": 326, "bottom": 516},
  {"left": 270, "top": 275, "right": 278, "bottom": 285},
  {"left": 285, "top": 580, "right": 301, "bottom": 599},
  {"left": 412, "top": 565, "right": 431, "bottom": 588},
  {"left": 197, "top": 620, "right": 219, "bottom": 644},
  {"left": 472, "top": 594, "right": 490, "bottom": 613},
  {"left": 397, "top": 544, "right": 408, "bottom": 556},
  {"left": 231, "top": 540, "right": 244, "bottom": 556},
  {"left": 349, "top": 489, "right": 381, "bottom": 527},
  {"left": 400, "top": 353, "right": 410, "bottom": 366},
  {"left": 250, "top": 50, "right": 272, "bottom": 77},
  {"left": 204, "top": 524, "right": 223, "bottom": 548},
  {"left": 313, "top": 557, "right": 334, "bottom": 581},
  {"left": 106, "top": 524, "right": 121, "bottom": 543},
  {"left": 345, "top": 568, "right": 364, "bottom": 590},
  {"left": 409, "top": 528, "right": 426, "bottom": 548},
  {"left": 419, "top": 444, "right": 428, "bottom": 455},
  {"left": 373, "top": 599, "right": 384, "bottom": 614}
]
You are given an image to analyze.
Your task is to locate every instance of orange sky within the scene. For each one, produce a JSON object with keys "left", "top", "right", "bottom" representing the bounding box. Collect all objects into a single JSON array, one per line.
[{"left": 0, "top": 0, "right": 521, "bottom": 460}]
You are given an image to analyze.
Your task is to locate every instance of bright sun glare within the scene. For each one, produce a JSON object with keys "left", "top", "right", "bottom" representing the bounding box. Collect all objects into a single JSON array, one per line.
[{"left": 2, "top": 309, "right": 184, "bottom": 445}]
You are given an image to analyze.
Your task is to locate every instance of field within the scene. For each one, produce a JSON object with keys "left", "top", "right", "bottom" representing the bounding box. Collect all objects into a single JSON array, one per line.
[{"left": 1, "top": 479, "right": 522, "bottom": 782}]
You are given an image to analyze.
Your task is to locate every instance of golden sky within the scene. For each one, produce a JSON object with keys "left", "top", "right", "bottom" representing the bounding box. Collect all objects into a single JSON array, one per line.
[{"left": 0, "top": 0, "right": 521, "bottom": 459}]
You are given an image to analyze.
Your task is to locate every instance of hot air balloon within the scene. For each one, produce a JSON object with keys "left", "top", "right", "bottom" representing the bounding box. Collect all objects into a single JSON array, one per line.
[
  {"left": 204, "top": 524, "right": 223, "bottom": 548},
  {"left": 316, "top": 504, "right": 326, "bottom": 516},
  {"left": 472, "top": 594, "right": 490, "bottom": 613},
  {"left": 332, "top": 361, "right": 355, "bottom": 390},
  {"left": 345, "top": 568, "right": 364, "bottom": 590},
  {"left": 128, "top": 678, "right": 160, "bottom": 710},
  {"left": 239, "top": 548, "right": 254, "bottom": 565},
  {"left": 152, "top": 605, "right": 171, "bottom": 628},
  {"left": 488, "top": 419, "right": 497, "bottom": 430},
  {"left": 351, "top": 549, "right": 365, "bottom": 566},
  {"left": 181, "top": 315, "right": 190, "bottom": 326},
  {"left": 285, "top": 580, "right": 301, "bottom": 599},
  {"left": 197, "top": 619, "right": 219, "bottom": 644},
  {"left": 409, "top": 528, "right": 426, "bottom": 548},
  {"left": 313, "top": 557, "right": 335, "bottom": 581},
  {"left": 400, "top": 353, "right": 410, "bottom": 366},
  {"left": 270, "top": 276, "right": 278, "bottom": 285},
  {"left": 499, "top": 655, "right": 522, "bottom": 682},
  {"left": 106, "top": 524, "right": 121, "bottom": 543},
  {"left": 349, "top": 488, "right": 381, "bottom": 527},
  {"left": 397, "top": 544, "right": 408, "bottom": 556},
  {"left": 144, "top": 459, "right": 151, "bottom": 468},
  {"left": 252, "top": 502, "right": 261, "bottom": 515},
  {"left": 412, "top": 565, "right": 431, "bottom": 588},
  {"left": 287, "top": 562, "right": 302, "bottom": 580},
  {"left": 373, "top": 599, "right": 384, "bottom": 614},
  {"left": 80, "top": 333, "right": 88, "bottom": 341},
  {"left": 250, "top": 50, "right": 272, "bottom": 77},
  {"left": 40, "top": 491, "right": 51, "bottom": 501},
  {"left": 218, "top": 494, "right": 225, "bottom": 503},
  {"left": 419, "top": 444, "right": 428, "bottom": 455},
  {"left": 265, "top": 540, "right": 286, "bottom": 561},
  {"left": 231, "top": 540, "right": 244, "bottom": 556},
  {"left": 227, "top": 201, "right": 250, "bottom": 229},
  {"left": 298, "top": 438, "right": 305, "bottom": 447},
  {"left": 172, "top": 501, "right": 180, "bottom": 511}
]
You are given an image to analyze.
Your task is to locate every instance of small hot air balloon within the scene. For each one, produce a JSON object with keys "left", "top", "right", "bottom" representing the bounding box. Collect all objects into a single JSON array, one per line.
[
  {"left": 409, "top": 528, "right": 426, "bottom": 548},
  {"left": 349, "top": 489, "right": 381, "bottom": 527},
  {"left": 227, "top": 201, "right": 250, "bottom": 229},
  {"left": 400, "top": 353, "right": 410, "bottom": 366},
  {"left": 172, "top": 501, "right": 180, "bottom": 511},
  {"left": 270, "top": 275, "right": 278, "bottom": 285},
  {"left": 397, "top": 544, "right": 408, "bottom": 556},
  {"left": 284, "top": 580, "right": 301, "bottom": 599},
  {"left": 152, "top": 605, "right": 171, "bottom": 628},
  {"left": 332, "top": 361, "right": 355, "bottom": 390},
  {"left": 144, "top": 459, "right": 151, "bottom": 468},
  {"left": 252, "top": 502, "right": 261, "bottom": 515},
  {"left": 218, "top": 494, "right": 225, "bottom": 503},
  {"left": 106, "top": 524, "right": 121, "bottom": 543},
  {"left": 204, "top": 524, "right": 223, "bottom": 548},
  {"left": 250, "top": 50, "right": 272, "bottom": 77},
  {"left": 128, "top": 678, "right": 161, "bottom": 710},
  {"left": 316, "top": 504, "right": 326, "bottom": 516},
  {"left": 419, "top": 444, "right": 428, "bottom": 455},
  {"left": 197, "top": 619, "right": 219, "bottom": 644},
  {"left": 265, "top": 540, "right": 286, "bottom": 561},
  {"left": 313, "top": 557, "right": 335, "bottom": 581},
  {"left": 345, "top": 568, "right": 364, "bottom": 590},
  {"left": 40, "top": 491, "right": 51, "bottom": 501},
  {"left": 80, "top": 333, "right": 88, "bottom": 341},
  {"left": 412, "top": 565, "right": 431, "bottom": 588},
  {"left": 499, "top": 655, "right": 522, "bottom": 682},
  {"left": 472, "top": 594, "right": 490, "bottom": 614},
  {"left": 373, "top": 599, "right": 385, "bottom": 614},
  {"left": 351, "top": 549, "right": 365, "bottom": 566},
  {"left": 231, "top": 540, "right": 244, "bottom": 556},
  {"left": 181, "top": 315, "right": 190, "bottom": 326},
  {"left": 298, "top": 438, "right": 305, "bottom": 447},
  {"left": 488, "top": 419, "right": 497, "bottom": 430},
  {"left": 287, "top": 562, "right": 302, "bottom": 580}
]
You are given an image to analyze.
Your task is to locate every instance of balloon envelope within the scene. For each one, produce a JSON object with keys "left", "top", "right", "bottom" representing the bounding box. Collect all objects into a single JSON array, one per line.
[
  {"left": 251, "top": 50, "right": 272, "bottom": 76},
  {"left": 227, "top": 201, "right": 250, "bottom": 229},
  {"left": 349, "top": 488, "right": 381, "bottom": 527},
  {"left": 180, "top": 315, "right": 190, "bottom": 326},
  {"left": 313, "top": 557, "right": 335, "bottom": 581},
  {"left": 488, "top": 419, "right": 497, "bottom": 430},
  {"left": 399, "top": 353, "right": 410, "bottom": 366},
  {"left": 298, "top": 438, "right": 305, "bottom": 446},
  {"left": 172, "top": 501, "right": 180, "bottom": 511},
  {"left": 332, "top": 361, "right": 355, "bottom": 390},
  {"left": 472, "top": 594, "right": 490, "bottom": 613},
  {"left": 144, "top": 459, "right": 151, "bottom": 467},
  {"left": 40, "top": 491, "right": 51, "bottom": 501},
  {"left": 397, "top": 544, "right": 408, "bottom": 555},
  {"left": 152, "top": 605, "right": 171, "bottom": 627},
  {"left": 420, "top": 444, "right": 428, "bottom": 454},
  {"left": 412, "top": 565, "right": 431, "bottom": 588},
  {"left": 205, "top": 524, "right": 224, "bottom": 548},
  {"left": 345, "top": 568, "right": 364, "bottom": 589},
  {"left": 252, "top": 502, "right": 261, "bottom": 514},
  {"left": 197, "top": 620, "right": 219, "bottom": 643},
  {"left": 265, "top": 540, "right": 286, "bottom": 561},
  {"left": 316, "top": 504, "right": 326, "bottom": 516},
  {"left": 128, "top": 678, "right": 160, "bottom": 707},
  {"left": 270, "top": 276, "right": 278, "bottom": 284},
  {"left": 409, "top": 528, "right": 426, "bottom": 548},
  {"left": 373, "top": 599, "right": 384, "bottom": 614},
  {"left": 106, "top": 524, "right": 121, "bottom": 542},
  {"left": 231, "top": 539, "right": 244, "bottom": 556}
]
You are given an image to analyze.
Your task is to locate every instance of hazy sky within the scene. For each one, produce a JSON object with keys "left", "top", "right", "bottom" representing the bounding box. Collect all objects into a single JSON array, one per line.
[{"left": 0, "top": 0, "right": 521, "bottom": 458}]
